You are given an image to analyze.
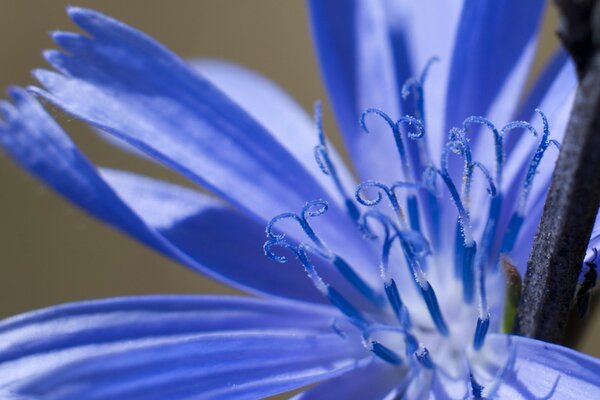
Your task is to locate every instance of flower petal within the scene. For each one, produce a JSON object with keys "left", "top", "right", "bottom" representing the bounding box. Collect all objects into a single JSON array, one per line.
[
  {"left": 487, "top": 334, "right": 600, "bottom": 398},
  {"left": 384, "top": 0, "right": 464, "bottom": 162},
  {"left": 308, "top": 0, "right": 403, "bottom": 182},
  {"left": 189, "top": 58, "right": 356, "bottom": 199},
  {"left": 31, "top": 7, "right": 378, "bottom": 284},
  {"left": 0, "top": 296, "right": 365, "bottom": 400},
  {"left": 34, "top": 7, "right": 323, "bottom": 222},
  {"left": 445, "top": 0, "right": 545, "bottom": 131},
  {"left": 291, "top": 359, "right": 403, "bottom": 400},
  {"left": 0, "top": 87, "right": 328, "bottom": 303}
]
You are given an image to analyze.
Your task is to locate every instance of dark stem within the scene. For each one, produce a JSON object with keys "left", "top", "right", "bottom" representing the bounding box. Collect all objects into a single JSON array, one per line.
[{"left": 514, "top": 0, "right": 600, "bottom": 343}]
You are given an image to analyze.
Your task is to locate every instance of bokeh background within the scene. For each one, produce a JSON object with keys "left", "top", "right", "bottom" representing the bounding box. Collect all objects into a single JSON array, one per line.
[{"left": 1, "top": 0, "right": 598, "bottom": 359}]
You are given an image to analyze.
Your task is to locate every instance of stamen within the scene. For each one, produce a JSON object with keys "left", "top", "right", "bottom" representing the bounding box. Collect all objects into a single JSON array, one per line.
[
  {"left": 415, "top": 347, "right": 435, "bottom": 370},
  {"left": 264, "top": 238, "right": 328, "bottom": 295},
  {"left": 370, "top": 340, "right": 404, "bottom": 365},
  {"left": 360, "top": 109, "right": 425, "bottom": 232},
  {"left": 266, "top": 201, "right": 383, "bottom": 306},
  {"left": 461, "top": 116, "right": 504, "bottom": 186},
  {"left": 500, "top": 110, "right": 558, "bottom": 254},
  {"left": 365, "top": 211, "right": 448, "bottom": 335},
  {"left": 473, "top": 313, "right": 490, "bottom": 350},
  {"left": 356, "top": 180, "right": 412, "bottom": 228},
  {"left": 313, "top": 101, "right": 361, "bottom": 221},
  {"left": 469, "top": 373, "right": 485, "bottom": 399},
  {"left": 427, "top": 164, "right": 477, "bottom": 303},
  {"left": 264, "top": 238, "right": 366, "bottom": 325},
  {"left": 359, "top": 210, "right": 446, "bottom": 334},
  {"left": 361, "top": 211, "right": 414, "bottom": 328},
  {"left": 401, "top": 56, "right": 440, "bottom": 123},
  {"left": 401, "top": 57, "right": 442, "bottom": 248}
]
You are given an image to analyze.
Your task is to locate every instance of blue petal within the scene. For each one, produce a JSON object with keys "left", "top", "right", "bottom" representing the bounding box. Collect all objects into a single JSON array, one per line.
[
  {"left": 308, "top": 0, "right": 403, "bottom": 182},
  {"left": 189, "top": 58, "right": 356, "bottom": 201},
  {"left": 488, "top": 334, "right": 600, "bottom": 398},
  {"left": 38, "top": 8, "right": 330, "bottom": 221},
  {"left": 383, "top": 0, "right": 464, "bottom": 162},
  {"left": 291, "top": 359, "right": 403, "bottom": 399},
  {"left": 31, "top": 7, "right": 378, "bottom": 284},
  {"left": 0, "top": 88, "right": 329, "bottom": 303},
  {"left": 445, "top": 0, "right": 545, "bottom": 131},
  {"left": 0, "top": 296, "right": 365, "bottom": 399}
]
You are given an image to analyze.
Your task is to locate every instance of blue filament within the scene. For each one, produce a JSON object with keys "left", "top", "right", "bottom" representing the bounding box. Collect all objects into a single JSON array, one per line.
[
  {"left": 470, "top": 373, "right": 485, "bottom": 399},
  {"left": 313, "top": 102, "right": 361, "bottom": 221},
  {"left": 328, "top": 286, "right": 366, "bottom": 323},
  {"left": 419, "top": 282, "right": 450, "bottom": 336},
  {"left": 371, "top": 341, "right": 404, "bottom": 366},
  {"left": 462, "top": 116, "right": 504, "bottom": 186},
  {"left": 266, "top": 201, "right": 383, "bottom": 306},
  {"left": 415, "top": 347, "right": 435, "bottom": 369},
  {"left": 461, "top": 242, "right": 477, "bottom": 304},
  {"left": 472, "top": 162, "right": 497, "bottom": 197},
  {"left": 360, "top": 211, "right": 447, "bottom": 334},
  {"left": 401, "top": 57, "right": 442, "bottom": 248},
  {"left": 429, "top": 166, "right": 474, "bottom": 246},
  {"left": 401, "top": 56, "right": 439, "bottom": 124},
  {"left": 500, "top": 110, "right": 557, "bottom": 255},
  {"left": 354, "top": 180, "right": 421, "bottom": 227},
  {"left": 385, "top": 279, "right": 412, "bottom": 329},
  {"left": 264, "top": 237, "right": 367, "bottom": 326},
  {"left": 360, "top": 109, "right": 425, "bottom": 232},
  {"left": 473, "top": 314, "right": 490, "bottom": 350}
]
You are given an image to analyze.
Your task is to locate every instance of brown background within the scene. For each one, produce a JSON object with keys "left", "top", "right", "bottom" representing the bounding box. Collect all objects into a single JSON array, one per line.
[{"left": 1, "top": 0, "right": 598, "bottom": 359}]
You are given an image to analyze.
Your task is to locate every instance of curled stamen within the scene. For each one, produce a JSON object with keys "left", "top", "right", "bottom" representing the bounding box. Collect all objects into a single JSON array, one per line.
[
  {"left": 264, "top": 239, "right": 328, "bottom": 294},
  {"left": 396, "top": 115, "right": 426, "bottom": 140},
  {"left": 264, "top": 237, "right": 367, "bottom": 324},
  {"left": 313, "top": 102, "right": 361, "bottom": 221},
  {"left": 360, "top": 109, "right": 425, "bottom": 234},
  {"left": 266, "top": 201, "right": 329, "bottom": 257},
  {"left": 427, "top": 164, "right": 477, "bottom": 302},
  {"left": 267, "top": 201, "right": 383, "bottom": 306},
  {"left": 426, "top": 166, "right": 474, "bottom": 246},
  {"left": 356, "top": 180, "right": 408, "bottom": 228},
  {"left": 400, "top": 58, "right": 442, "bottom": 245},
  {"left": 500, "top": 109, "right": 558, "bottom": 255},
  {"left": 360, "top": 108, "right": 395, "bottom": 133},
  {"left": 463, "top": 116, "right": 504, "bottom": 186},
  {"left": 360, "top": 210, "right": 445, "bottom": 333},
  {"left": 390, "top": 233, "right": 447, "bottom": 334},
  {"left": 361, "top": 109, "right": 411, "bottom": 178},
  {"left": 360, "top": 109, "right": 425, "bottom": 179},
  {"left": 472, "top": 161, "right": 497, "bottom": 197},
  {"left": 360, "top": 212, "right": 413, "bottom": 327}
]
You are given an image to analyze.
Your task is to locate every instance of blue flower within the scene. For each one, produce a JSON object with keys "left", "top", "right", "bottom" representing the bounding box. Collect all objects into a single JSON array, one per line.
[{"left": 1, "top": 2, "right": 599, "bottom": 399}]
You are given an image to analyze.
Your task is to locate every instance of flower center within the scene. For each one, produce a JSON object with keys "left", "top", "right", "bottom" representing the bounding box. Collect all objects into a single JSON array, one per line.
[{"left": 263, "top": 59, "right": 560, "bottom": 396}]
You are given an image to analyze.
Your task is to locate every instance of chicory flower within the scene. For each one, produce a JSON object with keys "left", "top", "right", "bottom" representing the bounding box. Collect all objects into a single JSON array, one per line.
[{"left": 1, "top": 1, "right": 599, "bottom": 398}]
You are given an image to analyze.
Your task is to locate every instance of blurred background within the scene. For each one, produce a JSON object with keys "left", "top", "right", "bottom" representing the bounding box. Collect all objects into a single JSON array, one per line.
[{"left": 1, "top": 0, "right": 598, "bottom": 359}]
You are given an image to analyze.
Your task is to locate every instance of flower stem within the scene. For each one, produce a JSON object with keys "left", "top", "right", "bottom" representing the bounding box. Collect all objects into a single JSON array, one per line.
[{"left": 514, "top": 0, "right": 600, "bottom": 343}]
